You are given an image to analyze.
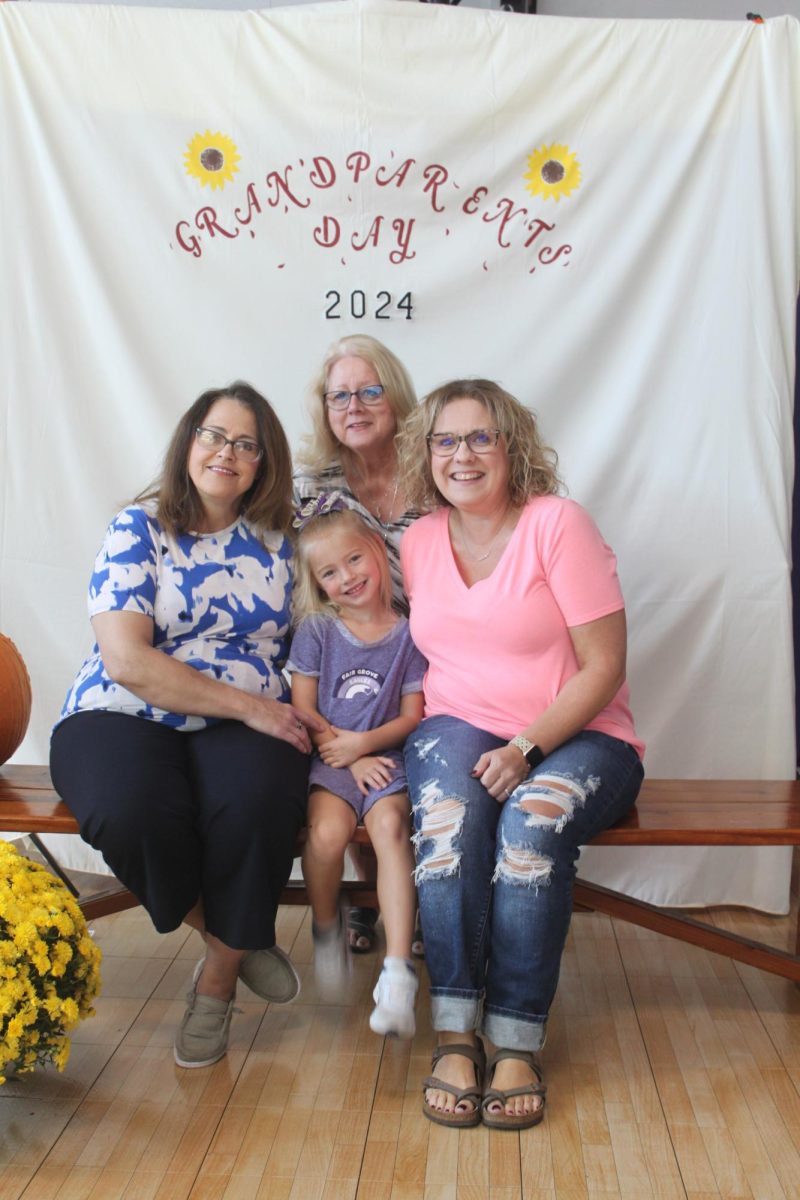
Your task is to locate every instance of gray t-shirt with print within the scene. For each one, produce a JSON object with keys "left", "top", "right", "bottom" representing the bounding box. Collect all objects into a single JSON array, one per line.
[{"left": 287, "top": 614, "right": 426, "bottom": 816}]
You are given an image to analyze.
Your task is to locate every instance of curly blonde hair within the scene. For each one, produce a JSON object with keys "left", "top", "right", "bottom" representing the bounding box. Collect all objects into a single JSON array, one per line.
[
  {"left": 292, "top": 507, "right": 393, "bottom": 624},
  {"left": 397, "top": 379, "right": 561, "bottom": 511},
  {"left": 297, "top": 335, "right": 417, "bottom": 473}
]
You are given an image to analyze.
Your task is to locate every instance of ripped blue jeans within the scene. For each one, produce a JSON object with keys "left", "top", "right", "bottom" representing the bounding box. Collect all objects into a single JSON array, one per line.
[{"left": 405, "top": 717, "right": 644, "bottom": 1050}]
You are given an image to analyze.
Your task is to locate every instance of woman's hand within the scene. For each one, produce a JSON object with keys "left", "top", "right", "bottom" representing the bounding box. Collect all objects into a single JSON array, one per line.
[
  {"left": 472, "top": 744, "right": 529, "bottom": 803},
  {"left": 318, "top": 727, "right": 369, "bottom": 768},
  {"left": 92, "top": 611, "right": 324, "bottom": 753},
  {"left": 242, "top": 697, "right": 323, "bottom": 754},
  {"left": 350, "top": 755, "right": 396, "bottom": 796}
]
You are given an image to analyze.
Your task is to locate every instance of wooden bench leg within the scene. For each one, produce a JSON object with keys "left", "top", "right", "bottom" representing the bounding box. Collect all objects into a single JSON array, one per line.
[
  {"left": 574, "top": 879, "right": 800, "bottom": 983},
  {"left": 29, "top": 833, "right": 81, "bottom": 898}
]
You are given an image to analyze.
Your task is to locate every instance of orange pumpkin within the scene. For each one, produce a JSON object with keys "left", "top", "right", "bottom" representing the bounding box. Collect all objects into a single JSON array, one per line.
[{"left": 0, "top": 634, "right": 32, "bottom": 765}]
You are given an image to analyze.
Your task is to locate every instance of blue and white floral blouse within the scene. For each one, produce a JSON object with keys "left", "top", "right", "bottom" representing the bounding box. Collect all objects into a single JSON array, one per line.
[{"left": 57, "top": 504, "right": 293, "bottom": 732}]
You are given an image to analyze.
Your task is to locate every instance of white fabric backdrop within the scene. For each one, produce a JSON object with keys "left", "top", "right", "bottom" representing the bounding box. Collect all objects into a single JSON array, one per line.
[{"left": 1, "top": 1, "right": 797, "bottom": 908}]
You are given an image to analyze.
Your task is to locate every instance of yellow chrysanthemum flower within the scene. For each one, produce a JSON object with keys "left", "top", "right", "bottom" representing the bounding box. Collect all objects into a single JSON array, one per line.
[
  {"left": 12, "top": 922, "right": 38, "bottom": 951},
  {"left": 61, "top": 998, "right": 80, "bottom": 1026},
  {"left": 53, "top": 941, "right": 73, "bottom": 964},
  {"left": 7, "top": 1014, "right": 25, "bottom": 1037},
  {"left": 0, "top": 840, "right": 102, "bottom": 1084},
  {"left": 183, "top": 131, "right": 241, "bottom": 191},
  {"left": 53, "top": 913, "right": 75, "bottom": 938},
  {"left": 524, "top": 143, "right": 582, "bottom": 202},
  {"left": 54, "top": 1041, "right": 71, "bottom": 1071}
]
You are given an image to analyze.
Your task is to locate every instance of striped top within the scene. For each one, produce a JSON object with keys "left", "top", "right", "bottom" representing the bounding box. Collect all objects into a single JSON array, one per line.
[{"left": 293, "top": 460, "right": 420, "bottom": 615}]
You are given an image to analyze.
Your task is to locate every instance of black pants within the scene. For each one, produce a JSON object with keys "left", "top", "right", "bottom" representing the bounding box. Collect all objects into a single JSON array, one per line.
[{"left": 50, "top": 711, "right": 309, "bottom": 949}]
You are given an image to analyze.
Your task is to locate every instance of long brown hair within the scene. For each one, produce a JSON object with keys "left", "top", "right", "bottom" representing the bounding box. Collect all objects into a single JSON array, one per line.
[{"left": 137, "top": 382, "right": 294, "bottom": 536}]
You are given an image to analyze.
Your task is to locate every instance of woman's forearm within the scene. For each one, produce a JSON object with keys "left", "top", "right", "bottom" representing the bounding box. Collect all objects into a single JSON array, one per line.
[
  {"left": 101, "top": 638, "right": 260, "bottom": 723},
  {"left": 474, "top": 611, "right": 628, "bottom": 800},
  {"left": 515, "top": 659, "right": 625, "bottom": 755},
  {"left": 515, "top": 610, "right": 627, "bottom": 754}
]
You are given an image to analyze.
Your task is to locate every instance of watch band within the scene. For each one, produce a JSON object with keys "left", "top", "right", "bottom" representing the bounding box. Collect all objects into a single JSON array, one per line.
[{"left": 508, "top": 735, "right": 545, "bottom": 769}]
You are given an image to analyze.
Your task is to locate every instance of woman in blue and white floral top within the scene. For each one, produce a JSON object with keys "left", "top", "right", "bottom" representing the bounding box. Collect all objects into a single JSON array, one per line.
[{"left": 51, "top": 382, "right": 322, "bottom": 1069}]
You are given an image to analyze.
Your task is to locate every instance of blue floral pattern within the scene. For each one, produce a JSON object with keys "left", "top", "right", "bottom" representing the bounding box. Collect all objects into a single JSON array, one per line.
[{"left": 58, "top": 504, "right": 293, "bottom": 732}]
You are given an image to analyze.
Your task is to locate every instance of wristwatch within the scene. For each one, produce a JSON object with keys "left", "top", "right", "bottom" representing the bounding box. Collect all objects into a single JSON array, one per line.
[{"left": 508, "top": 735, "right": 545, "bottom": 769}]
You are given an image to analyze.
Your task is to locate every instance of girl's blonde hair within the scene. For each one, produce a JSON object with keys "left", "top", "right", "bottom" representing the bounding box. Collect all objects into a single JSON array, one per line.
[
  {"left": 297, "top": 334, "right": 417, "bottom": 473},
  {"left": 397, "top": 378, "right": 561, "bottom": 511},
  {"left": 293, "top": 507, "right": 393, "bottom": 624}
]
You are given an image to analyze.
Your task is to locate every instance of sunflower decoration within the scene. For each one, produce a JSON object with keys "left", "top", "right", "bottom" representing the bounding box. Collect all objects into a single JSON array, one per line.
[
  {"left": 524, "top": 144, "right": 581, "bottom": 202},
  {"left": 183, "top": 131, "right": 241, "bottom": 191}
]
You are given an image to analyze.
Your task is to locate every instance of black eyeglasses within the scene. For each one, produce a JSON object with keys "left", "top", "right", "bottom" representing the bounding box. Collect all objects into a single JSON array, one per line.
[
  {"left": 427, "top": 429, "right": 502, "bottom": 457},
  {"left": 324, "top": 385, "right": 385, "bottom": 410},
  {"left": 195, "top": 427, "right": 263, "bottom": 462}
]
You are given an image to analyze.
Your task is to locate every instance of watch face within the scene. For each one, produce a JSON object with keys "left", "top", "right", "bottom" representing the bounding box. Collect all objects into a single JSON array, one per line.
[{"left": 526, "top": 744, "right": 545, "bottom": 769}]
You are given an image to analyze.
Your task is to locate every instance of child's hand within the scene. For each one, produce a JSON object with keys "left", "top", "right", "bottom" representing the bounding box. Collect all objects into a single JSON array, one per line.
[
  {"left": 350, "top": 756, "right": 396, "bottom": 796},
  {"left": 318, "top": 727, "right": 368, "bottom": 768}
]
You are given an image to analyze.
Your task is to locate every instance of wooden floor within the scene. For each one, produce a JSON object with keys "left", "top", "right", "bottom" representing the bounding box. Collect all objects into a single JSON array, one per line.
[{"left": 1, "top": 886, "right": 799, "bottom": 1200}]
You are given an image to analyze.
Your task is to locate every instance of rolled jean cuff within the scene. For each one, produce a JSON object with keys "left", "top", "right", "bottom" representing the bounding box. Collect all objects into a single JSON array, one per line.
[
  {"left": 484, "top": 1009, "right": 548, "bottom": 1052},
  {"left": 430, "top": 992, "right": 482, "bottom": 1034}
]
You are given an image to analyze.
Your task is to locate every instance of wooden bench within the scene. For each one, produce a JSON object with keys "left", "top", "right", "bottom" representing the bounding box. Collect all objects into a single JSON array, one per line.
[{"left": 1, "top": 765, "right": 798, "bottom": 983}]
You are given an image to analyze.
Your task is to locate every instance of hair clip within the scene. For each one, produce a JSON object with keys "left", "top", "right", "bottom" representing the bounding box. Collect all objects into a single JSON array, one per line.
[{"left": 293, "top": 491, "right": 348, "bottom": 531}]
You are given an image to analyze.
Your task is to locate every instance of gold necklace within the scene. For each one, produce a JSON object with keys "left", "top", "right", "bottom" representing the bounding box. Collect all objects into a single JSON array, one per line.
[{"left": 454, "top": 510, "right": 510, "bottom": 562}]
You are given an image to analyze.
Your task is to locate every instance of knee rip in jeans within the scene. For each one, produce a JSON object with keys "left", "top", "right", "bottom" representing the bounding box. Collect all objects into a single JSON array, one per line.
[
  {"left": 492, "top": 842, "right": 554, "bottom": 887},
  {"left": 412, "top": 790, "right": 465, "bottom": 882},
  {"left": 514, "top": 771, "right": 600, "bottom": 833},
  {"left": 491, "top": 772, "right": 600, "bottom": 889}
]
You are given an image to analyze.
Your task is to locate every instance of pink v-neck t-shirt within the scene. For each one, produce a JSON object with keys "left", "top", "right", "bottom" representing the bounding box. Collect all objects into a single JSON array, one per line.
[{"left": 400, "top": 496, "right": 644, "bottom": 759}]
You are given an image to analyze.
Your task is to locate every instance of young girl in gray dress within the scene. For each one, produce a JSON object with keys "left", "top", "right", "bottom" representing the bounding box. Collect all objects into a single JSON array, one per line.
[{"left": 289, "top": 495, "right": 425, "bottom": 1037}]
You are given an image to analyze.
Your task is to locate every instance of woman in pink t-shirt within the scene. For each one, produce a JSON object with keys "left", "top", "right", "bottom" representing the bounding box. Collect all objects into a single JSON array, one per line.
[{"left": 397, "top": 380, "right": 644, "bottom": 1131}]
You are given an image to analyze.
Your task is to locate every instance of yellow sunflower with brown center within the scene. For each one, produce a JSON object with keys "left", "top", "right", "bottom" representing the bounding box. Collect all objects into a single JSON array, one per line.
[
  {"left": 524, "top": 144, "right": 581, "bottom": 202},
  {"left": 184, "top": 132, "right": 241, "bottom": 191}
]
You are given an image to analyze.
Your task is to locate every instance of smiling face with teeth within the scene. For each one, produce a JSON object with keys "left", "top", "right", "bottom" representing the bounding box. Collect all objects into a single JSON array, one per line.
[
  {"left": 430, "top": 397, "right": 511, "bottom": 517},
  {"left": 325, "top": 355, "right": 397, "bottom": 459},
  {"left": 186, "top": 396, "right": 261, "bottom": 531},
  {"left": 306, "top": 525, "right": 385, "bottom": 616}
]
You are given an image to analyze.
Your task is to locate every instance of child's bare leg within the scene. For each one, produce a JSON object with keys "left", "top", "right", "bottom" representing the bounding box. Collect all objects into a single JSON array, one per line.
[
  {"left": 304, "top": 789, "right": 357, "bottom": 1000},
  {"left": 363, "top": 792, "right": 415, "bottom": 958},
  {"left": 302, "top": 788, "right": 358, "bottom": 926},
  {"left": 365, "top": 792, "right": 418, "bottom": 1038}
]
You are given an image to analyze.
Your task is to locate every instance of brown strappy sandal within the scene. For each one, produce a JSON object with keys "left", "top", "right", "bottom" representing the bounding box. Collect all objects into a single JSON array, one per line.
[
  {"left": 481, "top": 1049, "right": 547, "bottom": 1130},
  {"left": 422, "top": 1039, "right": 486, "bottom": 1128}
]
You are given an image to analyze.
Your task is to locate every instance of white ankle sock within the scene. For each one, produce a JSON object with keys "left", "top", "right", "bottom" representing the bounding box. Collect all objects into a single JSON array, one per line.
[{"left": 383, "top": 956, "right": 416, "bottom": 974}]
